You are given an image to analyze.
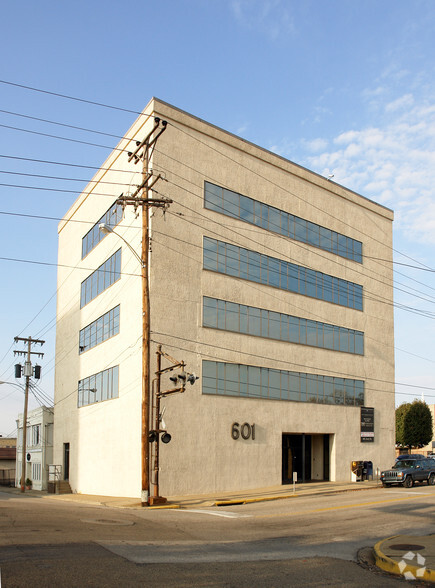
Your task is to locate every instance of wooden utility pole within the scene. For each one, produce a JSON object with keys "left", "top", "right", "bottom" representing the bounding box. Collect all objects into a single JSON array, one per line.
[
  {"left": 118, "top": 117, "right": 171, "bottom": 506},
  {"left": 14, "top": 336, "right": 44, "bottom": 492}
]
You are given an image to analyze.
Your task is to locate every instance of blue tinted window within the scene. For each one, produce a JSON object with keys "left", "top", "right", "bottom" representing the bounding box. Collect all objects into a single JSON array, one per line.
[
  {"left": 82, "top": 201, "right": 123, "bottom": 259},
  {"left": 79, "top": 305, "right": 120, "bottom": 354},
  {"left": 80, "top": 250, "right": 121, "bottom": 308},
  {"left": 203, "top": 237, "right": 363, "bottom": 311},
  {"left": 78, "top": 365, "right": 119, "bottom": 408},
  {"left": 203, "top": 237, "right": 217, "bottom": 270},
  {"left": 202, "top": 297, "right": 364, "bottom": 356},
  {"left": 204, "top": 181, "right": 362, "bottom": 263}
]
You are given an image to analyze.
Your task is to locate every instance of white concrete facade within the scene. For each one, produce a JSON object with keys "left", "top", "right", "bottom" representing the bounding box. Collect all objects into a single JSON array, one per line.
[
  {"left": 54, "top": 98, "right": 395, "bottom": 498},
  {"left": 16, "top": 406, "right": 53, "bottom": 491}
]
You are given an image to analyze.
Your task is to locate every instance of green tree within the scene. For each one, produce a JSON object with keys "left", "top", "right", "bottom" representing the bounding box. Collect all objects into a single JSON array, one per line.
[
  {"left": 396, "top": 400, "right": 433, "bottom": 449},
  {"left": 395, "top": 402, "right": 411, "bottom": 447}
]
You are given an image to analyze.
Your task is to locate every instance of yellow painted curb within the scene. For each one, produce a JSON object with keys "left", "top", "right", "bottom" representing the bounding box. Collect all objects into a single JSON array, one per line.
[
  {"left": 374, "top": 536, "right": 435, "bottom": 583},
  {"left": 148, "top": 504, "right": 181, "bottom": 510},
  {"left": 214, "top": 494, "right": 298, "bottom": 506}
]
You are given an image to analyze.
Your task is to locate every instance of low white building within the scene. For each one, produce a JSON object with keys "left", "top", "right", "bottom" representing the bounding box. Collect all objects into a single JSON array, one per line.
[{"left": 16, "top": 406, "right": 54, "bottom": 491}]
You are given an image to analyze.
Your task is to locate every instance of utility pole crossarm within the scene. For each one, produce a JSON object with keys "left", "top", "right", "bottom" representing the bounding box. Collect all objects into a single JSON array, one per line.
[
  {"left": 13, "top": 350, "right": 44, "bottom": 357},
  {"left": 14, "top": 336, "right": 45, "bottom": 345}
]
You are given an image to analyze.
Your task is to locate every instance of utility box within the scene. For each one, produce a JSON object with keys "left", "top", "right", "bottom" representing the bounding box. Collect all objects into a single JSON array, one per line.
[{"left": 363, "top": 460, "right": 373, "bottom": 480}]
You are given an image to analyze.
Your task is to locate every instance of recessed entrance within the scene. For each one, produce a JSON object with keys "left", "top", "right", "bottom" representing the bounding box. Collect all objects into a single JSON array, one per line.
[
  {"left": 63, "top": 442, "right": 70, "bottom": 481},
  {"left": 282, "top": 433, "right": 330, "bottom": 484}
]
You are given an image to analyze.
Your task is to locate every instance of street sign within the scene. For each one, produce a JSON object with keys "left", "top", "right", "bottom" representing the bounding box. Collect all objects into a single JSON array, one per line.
[{"left": 361, "top": 407, "right": 374, "bottom": 443}]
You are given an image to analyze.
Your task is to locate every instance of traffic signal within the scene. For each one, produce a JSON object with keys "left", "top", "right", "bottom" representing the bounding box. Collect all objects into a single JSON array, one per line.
[
  {"left": 169, "top": 372, "right": 199, "bottom": 386},
  {"left": 161, "top": 433, "right": 171, "bottom": 444},
  {"left": 186, "top": 373, "right": 199, "bottom": 385}
]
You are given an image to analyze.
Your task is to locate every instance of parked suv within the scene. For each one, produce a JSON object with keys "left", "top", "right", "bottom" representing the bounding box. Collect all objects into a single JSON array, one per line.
[
  {"left": 395, "top": 453, "right": 425, "bottom": 462},
  {"left": 381, "top": 458, "right": 435, "bottom": 488}
]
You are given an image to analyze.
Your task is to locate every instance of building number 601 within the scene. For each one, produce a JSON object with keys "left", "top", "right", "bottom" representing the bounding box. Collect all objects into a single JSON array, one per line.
[{"left": 231, "top": 422, "right": 255, "bottom": 440}]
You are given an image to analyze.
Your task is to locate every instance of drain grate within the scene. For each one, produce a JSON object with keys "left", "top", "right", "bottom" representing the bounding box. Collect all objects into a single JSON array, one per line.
[{"left": 389, "top": 543, "right": 425, "bottom": 551}]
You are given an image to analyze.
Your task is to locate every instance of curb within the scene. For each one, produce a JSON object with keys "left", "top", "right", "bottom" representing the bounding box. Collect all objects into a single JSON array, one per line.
[
  {"left": 214, "top": 494, "right": 298, "bottom": 506},
  {"left": 374, "top": 536, "right": 435, "bottom": 583},
  {"left": 213, "top": 484, "right": 382, "bottom": 507}
]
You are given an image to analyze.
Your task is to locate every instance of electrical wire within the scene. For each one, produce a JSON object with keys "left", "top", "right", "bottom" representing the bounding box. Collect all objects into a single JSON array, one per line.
[
  {"left": 0, "top": 75, "right": 432, "bottom": 276},
  {"left": 0, "top": 79, "right": 146, "bottom": 115},
  {"left": 150, "top": 334, "right": 435, "bottom": 399},
  {"left": 0, "top": 169, "right": 139, "bottom": 188},
  {"left": 0, "top": 80, "right": 433, "bottom": 398},
  {"left": 150, "top": 230, "right": 435, "bottom": 366},
  {"left": 154, "top": 147, "right": 435, "bottom": 304},
  {"left": 0, "top": 153, "right": 138, "bottom": 174},
  {"left": 158, "top": 203, "right": 435, "bottom": 319}
]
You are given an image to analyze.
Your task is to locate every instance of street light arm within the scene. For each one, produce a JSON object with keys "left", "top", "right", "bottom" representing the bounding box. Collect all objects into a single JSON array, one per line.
[
  {"left": 99, "top": 223, "right": 144, "bottom": 268},
  {"left": 0, "top": 381, "right": 25, "bottom": 390}
]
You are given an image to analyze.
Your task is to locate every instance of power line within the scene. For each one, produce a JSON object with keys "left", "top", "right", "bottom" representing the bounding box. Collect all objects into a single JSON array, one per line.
[
  {"left": 1, "top": 89, "right": 433, "bottom": 297},
  {"left": 2, "top": 171, "right": 434, "bottom": 312},
  {"left": 0, "top": 122, "right": 123, "bottom": 151},
  {"left": 0, "top": 255, "right": 141, "bottom": 277},
  {"left": 153, "top": 146, "right": 435, "bottom": 305},
  {"left": 0, "top": 153, "right": 136, "bottom": 174},
  {"left": 0, "top": 79, "right": 145, "bottom": 115},
  {"left": 166, "top": 123, "right": 434, "bottom": 279},
  {"left": 0, "top": 108, "right": 126, "bottom": 139},
  {"left": 0, "top": 76, "right": 431, "bottom": 278},
  {"left": 161, "top": 197, "right": 435, "bottom": 319},
  {"left": 0, "top": 182, "right": 122, "bottom": 198},
  {"left": 0, "top": 82, "right": 433, "bottom": 389},
  {"left": 0, "top": 169, "right": 138, "bottom": 188},
  {"left": 150, "top": 334, "right": 435, "bottom": 397},
  {"left": 150, "top": 230, "right": 435, "bottom": 364}
]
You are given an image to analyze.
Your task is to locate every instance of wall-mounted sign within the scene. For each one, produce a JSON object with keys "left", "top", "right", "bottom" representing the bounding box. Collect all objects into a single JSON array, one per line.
[
  {"left": 361, "top": 407, "right": 374, "bottom": 443},
  {"left": 231, "top": 422, "right": 255, "bottom": 441}
]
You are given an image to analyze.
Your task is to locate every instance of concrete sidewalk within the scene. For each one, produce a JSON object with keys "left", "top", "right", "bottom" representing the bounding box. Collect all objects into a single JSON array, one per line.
[
  {"left": 2, "top": 480, "right": 434, "bottom": 582},
  {"left": 38, "top": 479, "right": 383, "bottom": 508},
  {"left": 1, "top": 479, "right": 382, "bottom": 508}
]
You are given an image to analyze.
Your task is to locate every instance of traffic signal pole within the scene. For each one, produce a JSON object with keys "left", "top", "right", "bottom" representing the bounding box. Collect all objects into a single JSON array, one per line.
[
  {"left": 13, "top": 336, "right": 44, "bottom": 491},
  {"left": 149, "top": 346, "right": 198, "bottom": 505}
]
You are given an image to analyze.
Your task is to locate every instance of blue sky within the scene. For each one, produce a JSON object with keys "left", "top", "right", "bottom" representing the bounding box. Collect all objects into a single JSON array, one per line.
[{"left": 1, "top": 0, "right": 434, "bottom": 435}]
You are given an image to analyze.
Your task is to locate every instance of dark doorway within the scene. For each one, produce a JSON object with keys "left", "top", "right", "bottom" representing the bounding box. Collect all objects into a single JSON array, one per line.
[
  {"left": 282, "top": 434, "right": 312, "bottom": 483},
  {"left": 323, "top": 434, "right": 330, "bottom": 481},
  {"left": 63, "top": 443, "right": 70, "bottom": 481}
]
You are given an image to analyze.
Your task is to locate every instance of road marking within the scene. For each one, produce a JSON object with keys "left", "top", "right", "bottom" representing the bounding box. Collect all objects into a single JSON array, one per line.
[
  {"left": 174, "top": 509, "right": 251, "bottom": 519},
  {"left": 385, "top": 491, "right": 425, "bottom": 495},
  {"left": 254, "top": 493, "right": 434, "bottom": 519}
]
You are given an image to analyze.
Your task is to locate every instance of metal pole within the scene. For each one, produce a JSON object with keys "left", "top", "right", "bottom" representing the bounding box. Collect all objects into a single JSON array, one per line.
[{"left": 153, "top": 346, "right": 162, "bottom": 500}]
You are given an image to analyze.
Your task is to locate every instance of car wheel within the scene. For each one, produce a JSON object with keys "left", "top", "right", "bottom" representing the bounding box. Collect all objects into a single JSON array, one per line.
[
  {"left": 404, "top": 475, "right": 414, "bottom": 488},
  {"left": 382, "top": 482, "right": 391, "bottom": 488},
  {"left": 428, "top": 473, "right": 435, "bottom": 486}
]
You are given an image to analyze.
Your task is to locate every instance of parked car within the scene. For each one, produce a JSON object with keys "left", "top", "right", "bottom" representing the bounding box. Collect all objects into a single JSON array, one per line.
[
  {"left": 381, "top": 458, "right": 435, "bottom": 488},
  {"left": 395, "top": 453, "right": 425, "bottom": 462}
]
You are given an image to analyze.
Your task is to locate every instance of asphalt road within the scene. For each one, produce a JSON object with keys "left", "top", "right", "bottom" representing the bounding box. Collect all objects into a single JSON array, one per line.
[{"left": 0, "top": 485, "right": 434, "bottom": 586}]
